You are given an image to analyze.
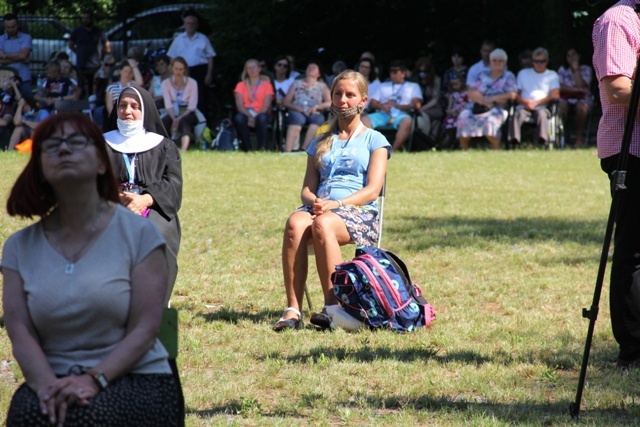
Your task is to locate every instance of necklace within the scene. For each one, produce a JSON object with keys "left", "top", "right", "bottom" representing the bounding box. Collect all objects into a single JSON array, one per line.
[{"left": 51, "top": 202, "right": 104, "bottom": 275}]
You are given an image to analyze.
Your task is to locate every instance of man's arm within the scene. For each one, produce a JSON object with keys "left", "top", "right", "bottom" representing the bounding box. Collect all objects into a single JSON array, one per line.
[
  {"left": 204, "top": 57, "right": 214, "bottom": 86},
  {"left": 602, "top": 75, "right": 632, "bottom": 106},
  {"left": 0, "top": 47, "right": 30, "bottom": 64}
]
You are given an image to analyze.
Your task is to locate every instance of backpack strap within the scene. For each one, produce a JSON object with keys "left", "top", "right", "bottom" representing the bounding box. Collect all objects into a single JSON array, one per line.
[{"left": 383, "top": 249, "right": 429, "bottom": 305}]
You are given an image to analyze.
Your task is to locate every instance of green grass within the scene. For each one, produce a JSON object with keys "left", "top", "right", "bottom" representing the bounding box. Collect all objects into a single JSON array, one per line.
[{"left": 2, "top": 148, "right": 640, "bottom": 426}]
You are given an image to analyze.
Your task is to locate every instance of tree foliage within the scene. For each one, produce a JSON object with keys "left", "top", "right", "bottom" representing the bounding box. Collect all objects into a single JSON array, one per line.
[{"left": 202, "top": 0, "right": 610, "bottom": 104}]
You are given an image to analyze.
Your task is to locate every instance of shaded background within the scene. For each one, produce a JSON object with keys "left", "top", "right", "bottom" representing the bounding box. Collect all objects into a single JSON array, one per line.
[{"left": 4, "top": 0, "right": 613, "bottom": 109}]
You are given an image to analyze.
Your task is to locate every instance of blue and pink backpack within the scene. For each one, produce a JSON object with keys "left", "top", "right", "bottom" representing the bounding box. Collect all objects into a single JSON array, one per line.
[{"left": 331, "top": 246, "right": 436, "bottom": 332}]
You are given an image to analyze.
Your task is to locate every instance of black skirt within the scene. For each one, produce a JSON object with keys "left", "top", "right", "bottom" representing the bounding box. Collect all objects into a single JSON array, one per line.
[{"left": 7, "top": 374, "right": 180, "bottom": 426}]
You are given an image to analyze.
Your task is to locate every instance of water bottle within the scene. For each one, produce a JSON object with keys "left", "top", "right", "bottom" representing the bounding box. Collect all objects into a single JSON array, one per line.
[
  {"left": 36, "top": 73, "right": 44, "bottom": 89},
  {"left": 303, "top": 99, "right": 309, "bottom": 115}
]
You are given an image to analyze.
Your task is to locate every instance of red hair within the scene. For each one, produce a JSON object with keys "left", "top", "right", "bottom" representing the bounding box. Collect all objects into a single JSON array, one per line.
[{"left": 6, "top": 112, "right": 120, "bottom": 218}]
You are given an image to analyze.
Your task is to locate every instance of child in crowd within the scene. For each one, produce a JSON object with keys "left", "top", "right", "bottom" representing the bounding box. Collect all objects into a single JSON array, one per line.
[
  {"left": 442, "top": 75, "right": 468, "bottom": 148},
  {"left": 8, "top": 97, "right": 49, "bottom": 150}
]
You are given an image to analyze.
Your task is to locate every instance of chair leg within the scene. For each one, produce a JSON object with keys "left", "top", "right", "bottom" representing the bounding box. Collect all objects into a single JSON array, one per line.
[
  {"left": 168, "top": 358, "right": 185, "bottom": 427},
  {"left": 304, "top": 284, "right": 313, "bottom": 312}
]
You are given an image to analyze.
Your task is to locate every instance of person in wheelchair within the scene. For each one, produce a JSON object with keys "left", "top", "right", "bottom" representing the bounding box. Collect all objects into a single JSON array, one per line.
[
  {"left": 557, "top": 48, "right": 592, "bottom": 147},
  {"left": 510, "top": 47, "right": 560, "bottom": 148}
]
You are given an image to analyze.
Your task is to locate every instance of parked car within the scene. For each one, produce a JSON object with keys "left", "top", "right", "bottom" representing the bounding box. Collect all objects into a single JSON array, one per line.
[
  {"left": 105, "top": 4, "right": 211, "bottom": 61},
  {"left": 0, "top": 15, "right": 72, "bottom": 78}
]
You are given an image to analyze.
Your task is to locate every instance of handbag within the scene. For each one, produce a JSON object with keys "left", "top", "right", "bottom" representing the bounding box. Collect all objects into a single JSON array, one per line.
[
  {"left": 471, "top": 75, "right": 501, "bottom": 115},
  {"left": 472, "top": 103, "right": 491, "bottom": 115}
]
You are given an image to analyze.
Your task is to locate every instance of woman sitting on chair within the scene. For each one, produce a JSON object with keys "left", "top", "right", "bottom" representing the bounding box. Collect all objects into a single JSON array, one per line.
[
  {"left": 281, "top": 62, "right": 331, "bottom": 152},
  {"left": 557, "top": 48, "right": 592, "bottom": 147},
  {"left": 233, "top": 58, "right": 275, "bottom": 151},
  {"left": 2, "top": 112, "right": 181, "bottom": 426},
  {"left": 161, "top": 56, "right": 199, "bottom": 151},
  {"left": 274, "top": 70, "right": 390, "bottom": 332}
]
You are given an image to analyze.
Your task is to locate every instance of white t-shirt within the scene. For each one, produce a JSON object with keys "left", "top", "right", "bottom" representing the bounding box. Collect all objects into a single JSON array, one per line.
[
  {"left": 516, "top": 68, "right": 560, "bottom": 109},
  {"left": 167, "top": 32, "right": 216, "bottom": 67},
  {"left": 370, "top": 80, "right": 422, "bottom": 117}
]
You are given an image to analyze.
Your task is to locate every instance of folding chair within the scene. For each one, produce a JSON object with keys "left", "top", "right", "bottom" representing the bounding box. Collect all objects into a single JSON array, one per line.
[
  {"left": 304, "top": 176, "right": 387, "bottom": 311},
  {"left": 158, "top": 307, "right": 185, "bottom": 426}
]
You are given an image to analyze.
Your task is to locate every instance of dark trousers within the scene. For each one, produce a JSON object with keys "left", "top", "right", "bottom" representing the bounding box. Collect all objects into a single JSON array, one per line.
[
  {"left": 601, "top": 154, "right": 640, "bottom": 361},
  {"left": 189, "top": 64, "right": 209, "bottom": 117},
  {"left": 234, "top": 112, "right": 269, "bottom": 151}
]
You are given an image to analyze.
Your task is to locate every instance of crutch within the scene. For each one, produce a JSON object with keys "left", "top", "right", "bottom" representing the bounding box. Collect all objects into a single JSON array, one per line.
[{"left": 570, "top": 56, "right": 640, "bottom": 419}]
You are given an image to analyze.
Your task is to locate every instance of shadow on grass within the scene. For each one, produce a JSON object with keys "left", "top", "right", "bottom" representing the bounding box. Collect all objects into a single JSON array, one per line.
[
  {"left": 187, "top": 390, "right": 638, "bottom": 425},
  {"left": 197, "top": 308, "right": 281, "bottom": 324},
  {"left": 389, "top": 216, "right": 606, "bottom": 251}
]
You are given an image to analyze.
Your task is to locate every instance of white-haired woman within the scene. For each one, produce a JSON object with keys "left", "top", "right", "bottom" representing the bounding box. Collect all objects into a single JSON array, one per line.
[
  {"left": 456, "top": 48, "right": 517, "bottom": 150},
  {"left": 274, "top": 70, "right": 390, "bottom": 331}
]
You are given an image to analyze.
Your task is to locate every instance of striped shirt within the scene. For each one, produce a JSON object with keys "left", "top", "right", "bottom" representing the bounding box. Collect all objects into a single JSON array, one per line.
[{"left": 592, "top": 0, "right": 640, "bottom": 159}]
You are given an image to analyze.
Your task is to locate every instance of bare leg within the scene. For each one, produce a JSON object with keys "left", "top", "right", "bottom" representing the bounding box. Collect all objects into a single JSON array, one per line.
[
  {"left": 459, "top": 136, "right": 471, "bottom": 150},
  {"left": 392, "top": 117, "right": 412, "bottom": 152},
  {"left": 180, "top": 135, "right": 190, "bottom": 151},
  {"left": 281, "top": 211, "right": 314, "bottom": 320},
  {"left": 301, "top": 124, "right": 319, "bottom": 150},
  {"left": 311, "top": 212, "right": 352, "bottom": 306},
  {"left": 575, "top": 102, "right": 588, "bottom": 146},
  {"left": 8, "top": 126, "right": 25, "bottom": 150},
  {"left": 486, "top": 135, "right": 501, "bottom": 150},
  {"left": 284, "top": 125, "right": 302, "bottom": 152}
]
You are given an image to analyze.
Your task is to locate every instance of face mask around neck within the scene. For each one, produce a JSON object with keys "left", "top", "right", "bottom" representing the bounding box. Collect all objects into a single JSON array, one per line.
[{"left": 117, "top": 118, "right": 145, "bottom": 137}]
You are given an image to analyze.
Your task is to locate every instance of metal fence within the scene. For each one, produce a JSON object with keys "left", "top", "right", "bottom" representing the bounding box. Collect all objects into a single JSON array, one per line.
[{"left": 0, "top": 5, "right": 197, "bottom": 81}]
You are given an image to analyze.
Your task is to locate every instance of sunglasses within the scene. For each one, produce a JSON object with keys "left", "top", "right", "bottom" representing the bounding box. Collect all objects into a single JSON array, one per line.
[
  {"left": 104, "top": 62, "right": 115, "bottom": 66},
  {"left": 532, "top": 59, "right": 547, "bottom": 64}
]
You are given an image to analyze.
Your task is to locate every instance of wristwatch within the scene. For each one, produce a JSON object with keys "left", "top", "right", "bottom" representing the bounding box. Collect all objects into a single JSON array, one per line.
[{"left": 86, "top": 369, "right": 109, "bottom": 390}]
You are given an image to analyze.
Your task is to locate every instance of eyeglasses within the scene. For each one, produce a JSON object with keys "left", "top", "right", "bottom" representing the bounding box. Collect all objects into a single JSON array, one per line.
[
  {"left": 532, "top": 59, "right": 547, "bottom": 64},
  {"left": 41, "top": 135, "right": 91, "bottom": 154},
  {"left": 275, "top": 63, "right": 289, "bottom": 68}
]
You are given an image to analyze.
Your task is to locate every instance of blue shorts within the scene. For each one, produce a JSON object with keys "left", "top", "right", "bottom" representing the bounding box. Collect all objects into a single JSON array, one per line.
[
  {"left": 367, "top": 111, "right": 412, "bottom": 130},
  {"left": 287, "top": 110, "right": 325, "bottom": 126}
]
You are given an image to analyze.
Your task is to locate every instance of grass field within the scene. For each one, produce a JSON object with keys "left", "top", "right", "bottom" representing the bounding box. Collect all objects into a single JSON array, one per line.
[{"left": 1, "top": 148, "right": 640, "bottom": 426}]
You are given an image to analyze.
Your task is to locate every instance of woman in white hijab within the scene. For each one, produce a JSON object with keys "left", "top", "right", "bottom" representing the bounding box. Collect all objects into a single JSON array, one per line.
[{"left": 103, "top": 87, "right": 182, "bottom": 305}]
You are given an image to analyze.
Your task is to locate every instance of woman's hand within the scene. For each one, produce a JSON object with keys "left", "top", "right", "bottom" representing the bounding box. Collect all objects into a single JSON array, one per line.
[
  {"left": 312, "top": 198, "right": 340, "bottom": 216},
  {"left": 248, "top": 115, "right": 256, "bottom": 127},
  {"left": 481, "top": 95, "right": 495, "bottom": 108},
  {"left": 39, "top": 375, "right": 98, "bottom": 426},
  {"left": 120, "top": 192, "right": 153, "bottom": 215},
  {"left": 171, "top": 118, "right": 180, "bottom": 132}
]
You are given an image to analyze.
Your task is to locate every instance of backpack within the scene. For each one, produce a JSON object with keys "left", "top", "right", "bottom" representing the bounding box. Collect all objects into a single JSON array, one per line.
[
  {"left": 211, "top": 118, "right": 237, "bottom": 151},
  {"left": 331, "top": 246, "right": 436, "bottom": 332}
]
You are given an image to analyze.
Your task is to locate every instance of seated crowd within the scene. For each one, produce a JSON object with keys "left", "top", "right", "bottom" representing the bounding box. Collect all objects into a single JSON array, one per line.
[{"left": 0, "top": 11, "right": 594, "bottom": 153}]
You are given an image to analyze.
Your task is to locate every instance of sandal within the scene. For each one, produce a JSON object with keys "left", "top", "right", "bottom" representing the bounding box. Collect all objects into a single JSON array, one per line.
[
  {"left": 273, "top": 307, "right": 303, "bottom": 332},
  {"left": 310, "top": 307, "right": 335, "bottom": 331}
]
